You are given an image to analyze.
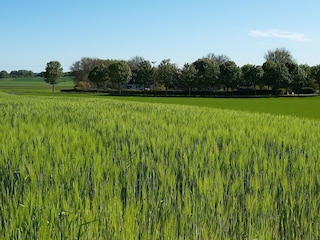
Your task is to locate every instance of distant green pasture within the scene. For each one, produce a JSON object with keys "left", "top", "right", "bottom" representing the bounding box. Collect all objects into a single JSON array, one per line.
[
  {"left": 108, "top": 96, "right": 320, "bottom": 121},
  {"left": 0, "top": 76, "right": 74, "bottom": 94}
]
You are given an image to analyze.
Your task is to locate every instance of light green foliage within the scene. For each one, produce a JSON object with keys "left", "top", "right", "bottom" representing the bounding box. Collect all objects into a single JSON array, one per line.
[
  {"left": 0, "top": 94, "right": 320, "bottom": 239},
  {"left": 108, "top": 60, "right": 132, "bottom": 94}
]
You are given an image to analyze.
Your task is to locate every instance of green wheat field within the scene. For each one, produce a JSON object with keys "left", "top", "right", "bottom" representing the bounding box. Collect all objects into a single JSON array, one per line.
[{"left": 1, "top": 78, "right": 320, "bottom": 239}]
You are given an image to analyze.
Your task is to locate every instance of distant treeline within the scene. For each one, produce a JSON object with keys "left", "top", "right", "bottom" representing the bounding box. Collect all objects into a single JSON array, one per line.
[
  {"left": 0, "top": 70, "right": 35, "bottom": 78},
  {"left": 70, "top": 48, "right": 320, "bottom": 95},
  {"left": 0, "top": 70, "right": 73, "bottom": 78}
]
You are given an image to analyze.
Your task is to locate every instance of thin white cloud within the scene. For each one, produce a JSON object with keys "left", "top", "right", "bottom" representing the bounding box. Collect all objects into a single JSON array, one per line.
[{"left": 249, "top": 29, "right": 311, "bottom": 42}]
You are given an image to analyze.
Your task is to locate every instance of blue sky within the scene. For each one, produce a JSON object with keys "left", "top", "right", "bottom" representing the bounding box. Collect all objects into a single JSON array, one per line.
[{"left": 1, "top": 0, "right": 320, "bottom": 72}]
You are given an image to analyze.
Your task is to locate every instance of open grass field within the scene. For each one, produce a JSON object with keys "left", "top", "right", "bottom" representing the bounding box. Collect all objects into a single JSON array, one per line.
[
  {"left": 108, "top": 96, "right": 320, "bottom": 121},
  {"left": 1, "top": 78, "right": 320, "bottom": 238},
  {"left": 0, "top": 76, "right": 74, "bottom": 95}
]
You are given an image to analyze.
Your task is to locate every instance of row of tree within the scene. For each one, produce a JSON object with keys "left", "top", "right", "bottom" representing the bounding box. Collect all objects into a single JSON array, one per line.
[
  {"left": 0, "top": 70, "right": 34, "bottom": 78},
  {"left": 70, "top": 48, "right": 320, "bottom": 95},
  {"left": 87, "top": 60, "right": 132, "bottom": 94}
]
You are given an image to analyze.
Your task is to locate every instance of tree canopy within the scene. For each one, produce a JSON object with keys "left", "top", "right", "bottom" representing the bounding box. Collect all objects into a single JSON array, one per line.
[
  {"left": 241, "top": 64, "right": 263, "bottom": 87},
  {"left": 135, "top": 60, "right": 154, "bottom": 93},
  {"left": 88, "top": 63, "right": 110, "bottom": 91},
  {"left": 264, "top": 48, "right": 294, "bottom": 64},
  {"left": 108, "top": 60, "right": 132, "bottom": 94},
  {"left": 156, "top": 59, "right": 179, "bottom": 93},
  {"left": 219, "top": 61, "right": 241, "bottom": 93},
  {"left": 44, "top": 61, "right": 64, "bottom": 92},
  {"left": 180, "top": 63, "right": 198, "bottom": 95},
  {"left": 70, "top": 57, "right": 103, "bottom": 83},
  {"left": 205, "top": 53, "right": 230, "bottom": 65},
  {"left": 192, "top": 58, "right": 219, "bottom": 89}
]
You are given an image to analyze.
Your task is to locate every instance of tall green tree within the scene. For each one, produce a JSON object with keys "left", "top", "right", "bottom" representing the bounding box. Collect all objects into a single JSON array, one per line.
[
  {"left": 241, "top": 64, "right": 263, "bottom": 94},
  {"left": 192, "top": 58, "right": 220, "bottom": 90},
  {"left": 88, "top": 64, "right": 110, "bottom": 91},
  {"left": 262, "top": 60, "right": 277, "bottom": 90},
  {"left": 181, "top": 63, "right": 198, "bottom": 95},
  {"left": 44, "top": 61, "right": 64, "bottom": 92},
  {"left": 108, "top": 60, "right": 132, "bottom": 95},
  {"left": 263, "top": 48, "right": 294, "bottom": 92},
  {"left": 219, "top": 61, "right": 241, "bottom": 93},
  {"left": 156, "top": 59, "right": 179, "bottom": 94},
  {"left": 262, "top": 60, "right": 290, "bottom": 91},
  {"left": 286, "top": 62, "right": 307, "bottom": 94},
  {"left": 135, "top": 60, "right": 153, "bottom": 94}
]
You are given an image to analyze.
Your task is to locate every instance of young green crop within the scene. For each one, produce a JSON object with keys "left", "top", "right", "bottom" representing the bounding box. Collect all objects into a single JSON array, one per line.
[
  {"left": 108, "top": 95, "right": 320, "bottom": 121},
  {"left": 0, "top": 93, "right": 320, "bottom": 239}
]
